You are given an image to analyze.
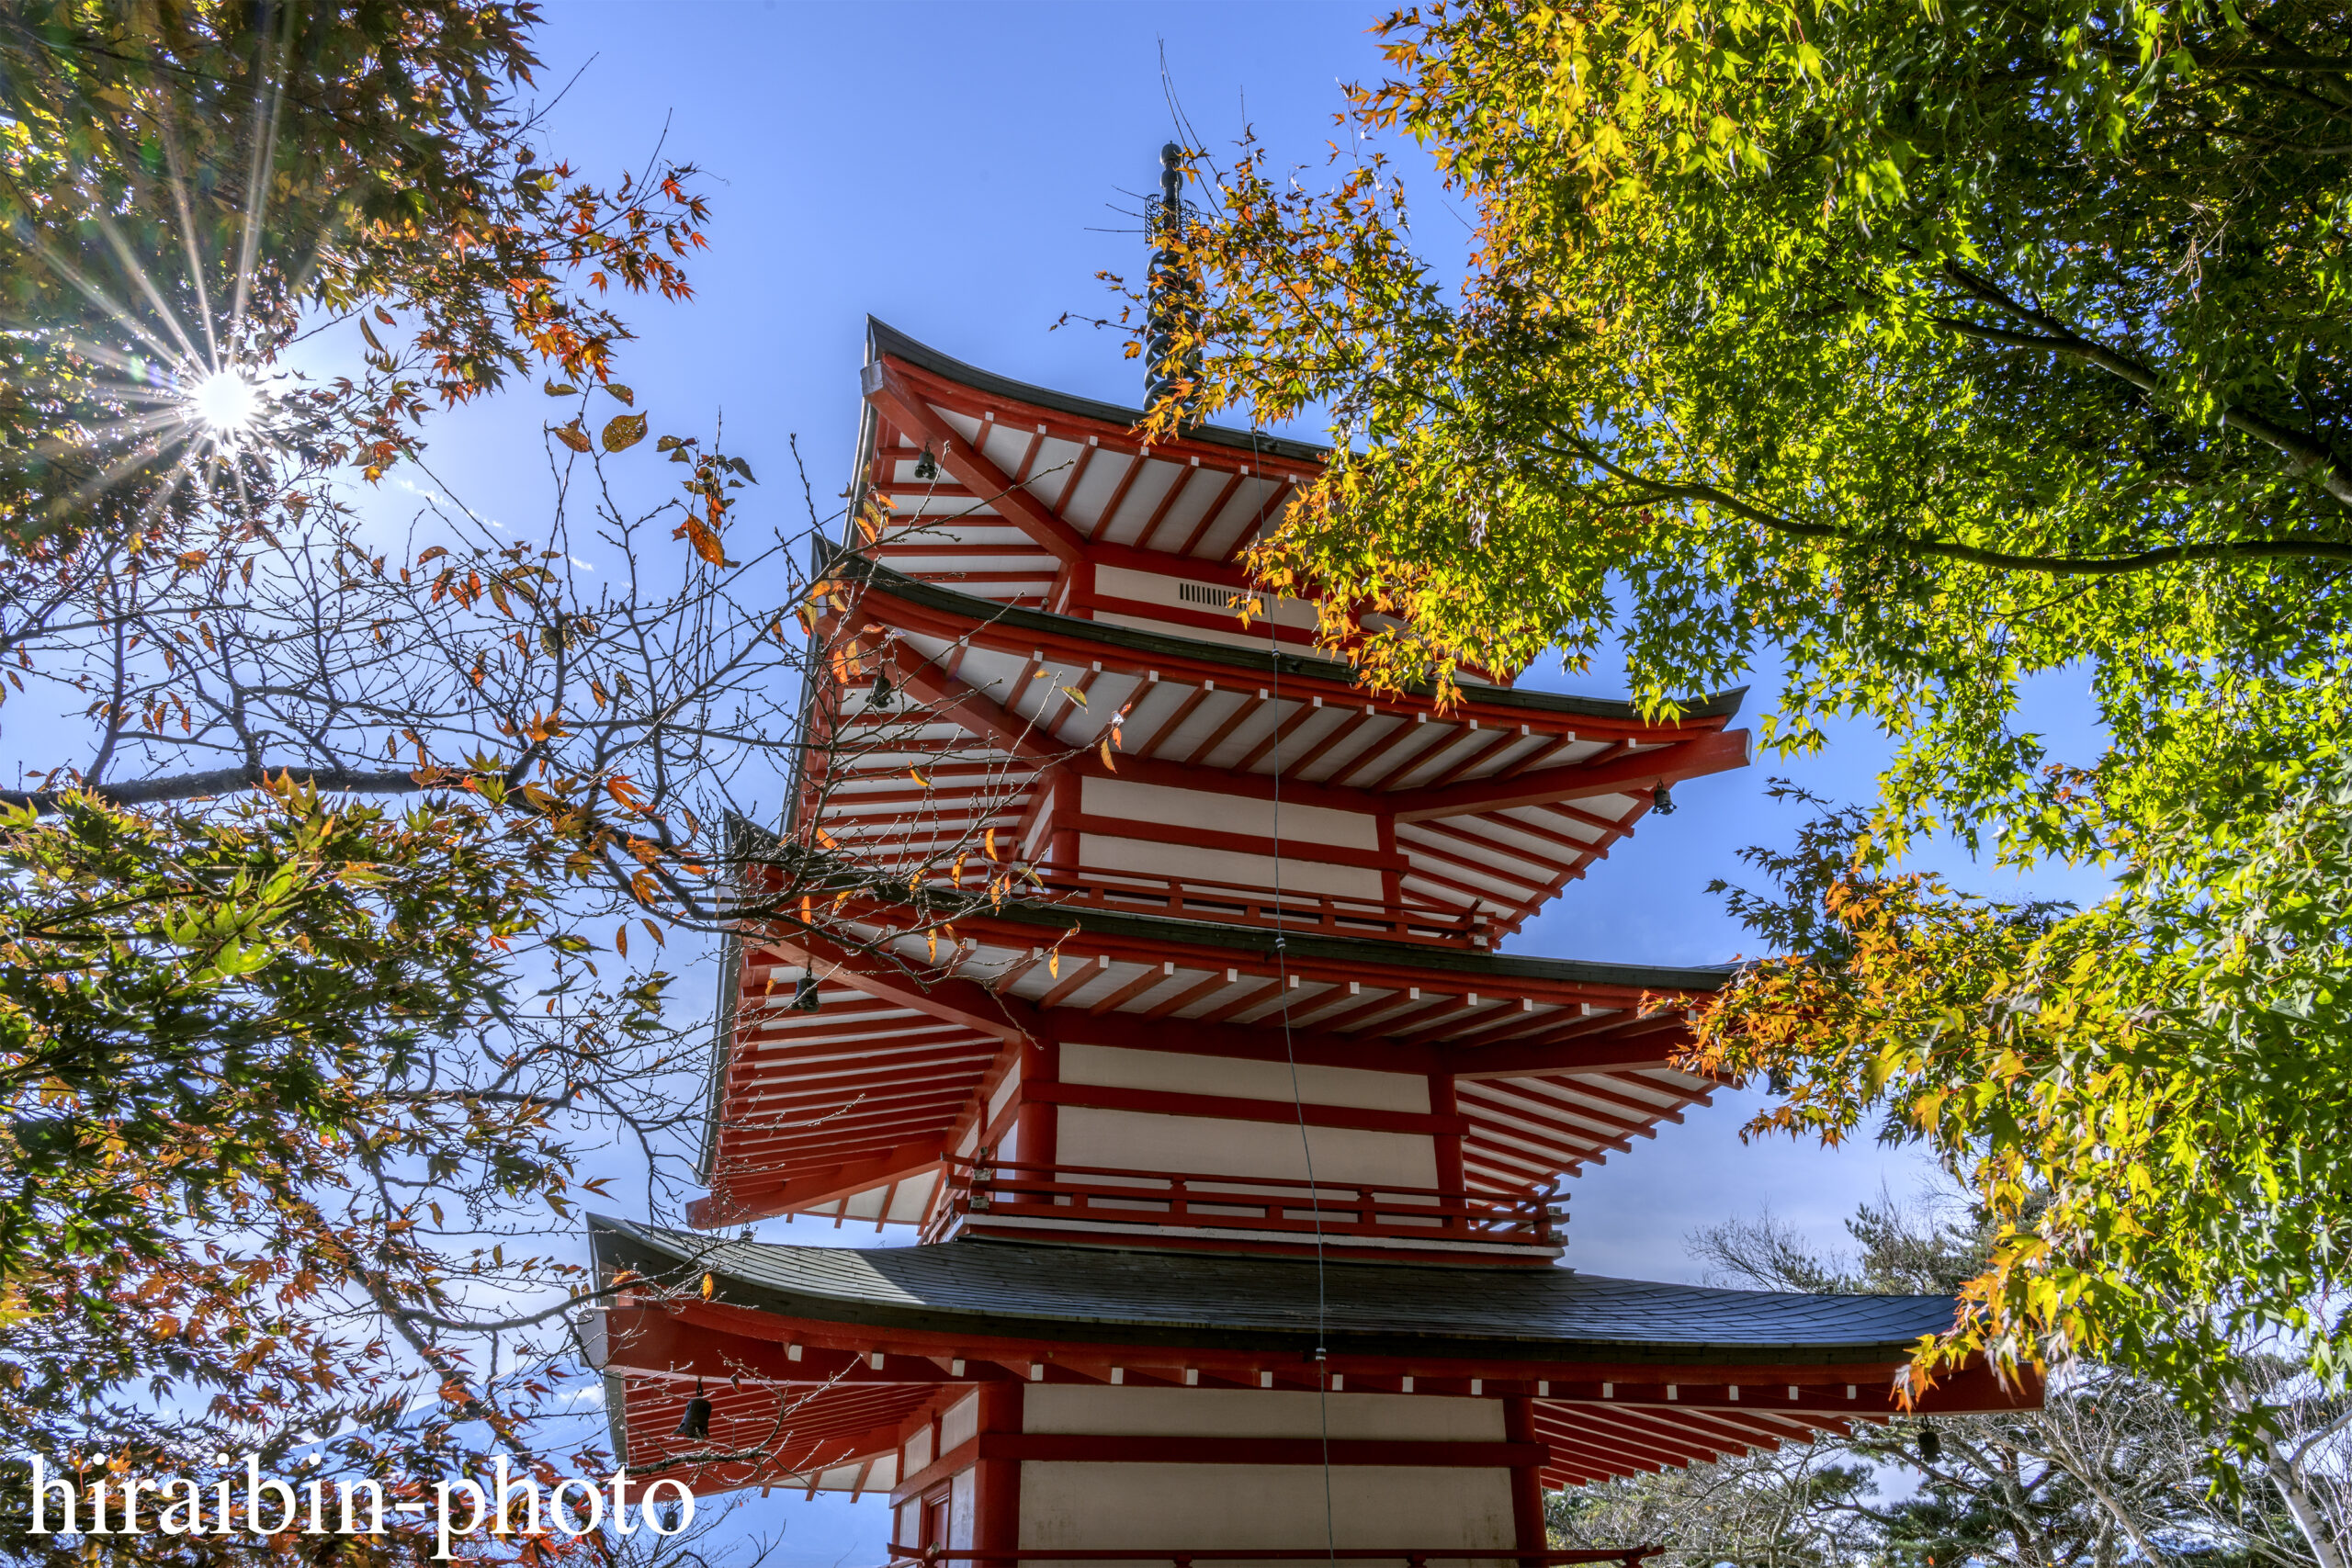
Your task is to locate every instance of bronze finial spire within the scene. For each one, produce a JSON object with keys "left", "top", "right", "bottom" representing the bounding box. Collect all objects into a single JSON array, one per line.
[{"left": 1145, "top": 142, "right": 1200, "bottom": 411}]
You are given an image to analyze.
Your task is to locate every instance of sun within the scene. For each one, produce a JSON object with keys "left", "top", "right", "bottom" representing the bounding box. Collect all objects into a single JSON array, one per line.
[{"left": 188, "top": 367, "right": 260, "bottom": 437}]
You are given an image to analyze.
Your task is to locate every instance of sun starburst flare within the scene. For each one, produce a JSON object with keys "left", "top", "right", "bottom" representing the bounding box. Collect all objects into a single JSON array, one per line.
[{"left": 189, "top": 367, "right": 260, "bottom": 438}]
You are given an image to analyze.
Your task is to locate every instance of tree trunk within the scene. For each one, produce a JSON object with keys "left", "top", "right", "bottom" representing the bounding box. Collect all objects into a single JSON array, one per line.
[{"left": 2267, "top": 1455, "right": 2345, "bottom": 1568}]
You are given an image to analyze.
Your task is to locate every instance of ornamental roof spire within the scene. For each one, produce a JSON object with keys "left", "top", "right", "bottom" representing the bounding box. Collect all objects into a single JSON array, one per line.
[{"left": 1145, "top": 142, "right": 1201, "bottom": 411}]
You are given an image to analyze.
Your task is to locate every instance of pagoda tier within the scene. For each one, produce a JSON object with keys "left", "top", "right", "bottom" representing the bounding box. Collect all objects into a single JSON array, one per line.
[
  {"left": 587, "top": 1222, "right": 2039, "bottom": 1509},
  {"left": 610, "top": 313, "right": 2042, "bottom": 1532},
  {"left": 853, "top": 319, "right": 1328, "bottom": 617},
  {"left": 692, "top": 878, "right": 1733, "bottom": 1242},
  {"left": 824, "top": 320, "right": 1752, "bottom": 942},
  {"left": 809, "top": 556, "right": 1750, "bottom": 945}
]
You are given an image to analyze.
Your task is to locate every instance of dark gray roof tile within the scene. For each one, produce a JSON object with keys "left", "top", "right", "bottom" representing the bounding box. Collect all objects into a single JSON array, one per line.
[{"left": 592, "top": 1220, "right": 1953, "bottom": 1368}]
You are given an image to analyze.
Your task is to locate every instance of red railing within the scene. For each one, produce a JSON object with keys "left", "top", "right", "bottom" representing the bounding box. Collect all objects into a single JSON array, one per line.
[
  {"left": 955, "top": 865, "right": 1491, "bottom": 948},
  {"left": 886, "top": 1549, "right": 1657, "bottom": 1568},
  {"left": 924, "top": 1157, "right": 1561, "bottom": 1250}
]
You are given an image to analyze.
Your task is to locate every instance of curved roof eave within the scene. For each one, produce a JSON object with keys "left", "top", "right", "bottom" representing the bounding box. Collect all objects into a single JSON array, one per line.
[
  {"left": 867, "top": 317, "right": 1330, "bottom": 467},
  {"left": 974, "top": 897, "right": 1736, "bottom": 993},
  {"left": 721, "top": 817, "right": 1734, "bottom": 991},
  {"left": 828, "top": 547, "right": 1750, "bottom": 727},
  {"left": 590, "top": 1217, "right": 1956, "bottom": 1365}
]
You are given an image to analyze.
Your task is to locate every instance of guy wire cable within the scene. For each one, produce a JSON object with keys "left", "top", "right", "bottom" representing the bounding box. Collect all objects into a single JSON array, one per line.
[{"left": 1250, "top": 422, "right": 1338, "bottom": 1562}]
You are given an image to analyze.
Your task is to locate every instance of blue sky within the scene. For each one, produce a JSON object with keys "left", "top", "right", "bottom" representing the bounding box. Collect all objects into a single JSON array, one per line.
[{"left": 400, "top": 5, "right": 2116, "bottom": 1559}]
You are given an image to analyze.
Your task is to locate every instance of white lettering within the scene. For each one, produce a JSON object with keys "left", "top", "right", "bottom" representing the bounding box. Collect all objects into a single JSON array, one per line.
[
  {"left": 607, "top": 1470, "right": 641, "bottom": 1535},
  {"left": 156, "top": 1476, "right": 206, "bottom": 1536},
  {"left": 642, "top": 1478, "right": 694, "bottom": 1537},
  {"left": 245, "top": 1454, "right": 298, "bottom": 1535},
  {"left": 433, "top": 1478, "right": 487, "bottom": 1561},
  {"left": 493, "top": 1457, "right": 543, "bottom": 1537},
  {"left": 337, "top": 1479, "right": 385, "bottom": 1534},
  {"left": 28, "top": 1457, "right": 75, "bottom": 1535},
  {"left": 551, "top": 1476, "right": 603, "bottom": 1537}
]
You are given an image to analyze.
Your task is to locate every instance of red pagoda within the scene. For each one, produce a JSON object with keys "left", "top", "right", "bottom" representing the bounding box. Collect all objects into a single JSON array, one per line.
[{"left": 586, "top": 167, "right": 2033, "bottom": 1559}]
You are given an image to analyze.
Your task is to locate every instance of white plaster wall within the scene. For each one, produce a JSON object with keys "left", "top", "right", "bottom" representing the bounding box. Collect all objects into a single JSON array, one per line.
[
  {"left": 844, "top": 1171, "right": 939, "bottom": 1225},
  {"left": 903, "top": 1425, "right": 934, "bottom": 1475},
  {"left": 940, "top": 1392, "right": 979, "bottom": 1454},
  {"left": 1092, "top": 566, "right": 1321, "bottom": 632},
  {"left": 1080, "top": 776, "right": 1374, "bottom": 851},
  {"left": 1079, "top": 834, "right": 1381, "bottom": 900},
  {"left": 1021, "top": 1463, "right": 1515, "bottom": 1553},
  {"left": 948, "top": 1467, "right": 976, "bottom": 1551},
  {"left": 1057, "top": 1107, "right": 1438, "bottom": 1189},
  {"left": 985, "top": 1061, "right": 1023, "bottom": 1142},
  {"left": 1024, "top": 1387, "right": 1501, "bottom": 1441},
  {"left": 1097, "top": 611, "right": 1306, "bottom": 654},
  {"left": 1060, "top": 1043, "right": 1429, "bottom": 1114}
]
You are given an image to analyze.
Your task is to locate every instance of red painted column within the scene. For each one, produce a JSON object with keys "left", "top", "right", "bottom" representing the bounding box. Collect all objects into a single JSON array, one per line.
[
  {"left": 973, "top": 1382, "right": 1026, "bottom": 1567},
  {"left": 1048, "top": 771, "right": 1080, "bottom": 869},
  {"left": 1429, "top": 1074, "right": 1465, "bottom": 1199},
  {"left": 1015, "top": 1036, "right": 1058, "bottom": 1171},
  {"left": 1504, "top": 1395, "right": 1547, "bottom": 1566}
]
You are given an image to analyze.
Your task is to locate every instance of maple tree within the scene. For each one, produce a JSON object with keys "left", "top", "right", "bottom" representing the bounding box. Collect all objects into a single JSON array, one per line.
[
  {"left": 1555, "top": 1194, "right": 2352, "bottom": 1568},
  {"left": 1153, "top": 0, "right": 2352, "bottom": 1507},
  {"left": 0, "top": 5, "right": 1028, "bottom": 1561},
  {"left": 0, "top": 0, "right": 707, "bottom": 546}
]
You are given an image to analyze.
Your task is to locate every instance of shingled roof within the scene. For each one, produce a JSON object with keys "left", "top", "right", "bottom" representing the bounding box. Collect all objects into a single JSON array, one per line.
[{"left": 592, "top": 1218, "right": 1956, "bottom": 1368}]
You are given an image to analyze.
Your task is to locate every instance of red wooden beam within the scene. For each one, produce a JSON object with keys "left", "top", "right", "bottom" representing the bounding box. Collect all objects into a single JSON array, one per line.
[
  {"left": 1086, "top": 961, "right": 1179, "bottom": 1016},
  {"left": 1233, "top": 698, "right": 1330, "bottom": 774},
  {"left": 1281, "top": 703, "right": 1383, "bottom": 781},
  {"left": 1121, "top": 680, "right": 1219, "bottom": 760},
  {"left": 746, "top": 945, "right": 1022, "bottom": 1054},
  {"left": 695, "top": 1139, "right": 946, "bottom": 1226},
  {"left": 1466, "top": 1078, "right": 1674, "bottom": 1143},
  {"left": 1445, "top": 1030, "right": 1694, "bottom": 1080},
  {"left": 616, "top": 1298, "right": 2007, "bottom": 1406},
  {"left": 1460, "top": 1079, "right": 1663, "bottom": 1143},
  {"left": 844, "top": 578, "right": 1667, "bottom": 743},
  {"left": 890, "top": 656, "right": 1059, "bottom": 765},
  {"left": 1087, "top": 452, "right": 1150, "bottom": 536},
  {"left": 1390, "top": 730, "right": 1753, "bottom": 823},
  {"left": 1063, "top": 812, "right": 1407, "bottom": 874},
  {"left": 1168, "top": 468, "right": 1250, "bottom": 558},
  {"left": 1512, "top": 1073, "right": 1692, "bottom": 1127},
  {"left": 1021, "top": 1080, "right": 1465, "bottom": 1136},
  {"left": 1049, "top": 441, "right": 1100, "bottom": 518},
  {"left": 1217, "top": 477, "right": 1296, "bottom": 563},
  {"left": 959, "top": 1433, "right": 1544, "bottom": 1468},
  {"left": 879, "top": 357, "right": 1328, "bottom": 486},
  {"left": 1329, "top": 716, "right": 1443, "bottom": 790},
  {"left": 1417, "top": 727, "right": 1530, "bottom": 793},
  {"left": 1169, "top": 689, "right": 1263, "bottom": 767},
  {"left": 867, "top": 370, "right": 1087, "bottom": 568}
]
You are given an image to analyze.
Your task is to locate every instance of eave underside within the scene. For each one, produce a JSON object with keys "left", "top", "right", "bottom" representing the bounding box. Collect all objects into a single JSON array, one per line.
[
  {"left": 808, "top": 560, "right": 1748, "bottom": 947},
  {"left": 589, "top": 1224, "right": 2036, "bottom": 1498},
  {"left": 697, "top": 904, "right": 1728, "bottom": 1230}
]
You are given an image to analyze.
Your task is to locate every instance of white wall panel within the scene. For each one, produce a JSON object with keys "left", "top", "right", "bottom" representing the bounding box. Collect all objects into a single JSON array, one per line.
[
  {"left": 1021, "top": 1463, "right": 1514, "bottom": 1554},
  {"left": 1058, "top": 1043, "right": 1429, "bottom": 1114},
  {"left": 940, "top": 1392, "right": 979, "bottom": 1454},
  {"left": 1080, "top": 775, "right": 1374, "bottom": 849},
  {"left": 948, "top": 1467, "right": 975, "bottom": 1551},
  {"left": 1024, "top": 1387, "right": 1502, "bottom": 1441},
  {"left": 1079, "top": 834, "right": 1380, "bottom": 900},
  {"left": 1057, "top": 1108, "right": 1438, "bottom": 1188}
]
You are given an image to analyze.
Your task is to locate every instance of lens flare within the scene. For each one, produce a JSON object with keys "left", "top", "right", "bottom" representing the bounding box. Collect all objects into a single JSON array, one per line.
[{"left": 189, "top": 368, "right": 258, "bottom": 435}]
